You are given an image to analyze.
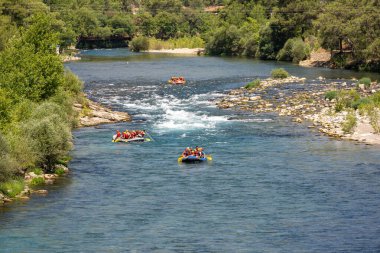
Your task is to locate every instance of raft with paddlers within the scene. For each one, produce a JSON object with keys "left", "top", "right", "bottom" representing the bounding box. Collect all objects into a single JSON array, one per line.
[
  {"left": 112, "top": 129, "right": 152, "bottom": 143},
  {"left": 178, "top": 146, "right": 212, "bottom": 163},
  {"left": 168, "top": 76, "right": 186, "bottom": 85}
]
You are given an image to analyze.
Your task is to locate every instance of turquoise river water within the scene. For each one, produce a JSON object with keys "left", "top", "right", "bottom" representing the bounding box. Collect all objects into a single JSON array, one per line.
[{"left": 1, "top": 49, "right": 380, "bottom": 252}]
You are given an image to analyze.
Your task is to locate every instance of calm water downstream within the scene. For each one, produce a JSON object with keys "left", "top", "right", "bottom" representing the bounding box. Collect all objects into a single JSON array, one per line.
[{"left": 1, "top": 49, "right": 380, "bottom": 252}]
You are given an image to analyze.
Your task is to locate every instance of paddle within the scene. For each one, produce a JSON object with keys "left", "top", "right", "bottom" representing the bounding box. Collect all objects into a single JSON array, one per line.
[
  {"left": 177, "top": 156, "right": 183, "bottom": 162},
  {"left": 206, "top": 155, "right": 212, "bottom": 161},
  {"left": 144, "top": 130, "right": 155, "bottom": 142}
]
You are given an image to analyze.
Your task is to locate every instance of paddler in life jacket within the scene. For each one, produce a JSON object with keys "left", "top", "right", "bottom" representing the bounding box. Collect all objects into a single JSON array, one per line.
[
  {"left": 198, "top": 148, "right": 204, "bottom": 158},
  {"left": 182, "top": 147, "right": 191, "bottom": 157},
  {"left": 116, "top": 130, "right": 121, "bottom": 139},
  {"left": 122, "top": 130, "right": 129, "bottom": 139},
  {"left": 137, "top": 130, "right": 145, "bottom": 137}
]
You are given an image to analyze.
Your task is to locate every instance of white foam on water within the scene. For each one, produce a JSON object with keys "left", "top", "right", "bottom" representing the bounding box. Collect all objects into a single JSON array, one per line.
[{"left": 154, "top": 108, "right": 228, "bottom": 131}]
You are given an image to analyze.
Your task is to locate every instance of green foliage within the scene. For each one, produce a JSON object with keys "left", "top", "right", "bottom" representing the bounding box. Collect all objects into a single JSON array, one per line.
[
  {"left": 277, "top": 38, "right": 310, "bottom": 63},
  {"left": 154, "top": 11, "right": 180, "bottom": 39},
  {"left": 0, "top": 134, "right": 18, "bottom": 183},
  {"left": 54, "top": 167, "right": 66, "bottom": 176},
  {"left": 335, "top": 89, "right": 360, "bottom": 112},
  {"left": 325, "top": 91, "right": 337, "bottom": 101},
  {"left": 33, "top": 168, "right": 43, "bottom": 176},
  {"left": 342, "top": 111, "right": 357, "bottom": 134},
  {"left": 358, "top": 77, "right": 372, "bottom": 89},
  {"left": 206, "top": 25, "right": 243, "bottom": 56},
  {"left": 0, "top": 14, "right": 64, "bottom": 103},
  {"left": 257, "top": 25, "right": 276, "bottom": 59},
  {"left": 144, "top": 36, "right": 204, "bottom": 50},
  {"left": 25, "top": 102, "right": 73, "bottom": 172},
  {"left": 129, "top": 36, "right": 150, "bottom": 52},
  {"left": 145, "top": 0, "right": 182, "bottom": 16},
  {"left": 315, "top": 1, "right": 380, "bottom": 66},
  {"left": 271, "top": 68, "right": 289, "bottom": 79},
  {"left": 30, "top": 177, "right": 45, "bottom": 186},
  {"left": 0, "top": 179, "right": 24, "bottom": 198},
  {"left": 245, "top": 79, "right": 261, "bottom": 90},
  {"left": 56, "top": 156, "right": 72, "bottom": 166},
  {"left": 351, "top": 98, "right": 372, "bottom": 110}
]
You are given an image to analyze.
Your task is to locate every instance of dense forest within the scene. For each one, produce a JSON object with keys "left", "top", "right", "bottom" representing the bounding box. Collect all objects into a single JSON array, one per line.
[
  {"left": 0, "top": 0, "right": 379, "bottom": 194},
  {"left": 1, "top": 0, "right": 379, "bottom": 69}
]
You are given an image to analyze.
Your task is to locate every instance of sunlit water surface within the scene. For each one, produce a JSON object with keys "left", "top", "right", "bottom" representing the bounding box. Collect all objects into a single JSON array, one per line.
[{"left": 1, "top": 49, "right": 380, "bottom": 252}]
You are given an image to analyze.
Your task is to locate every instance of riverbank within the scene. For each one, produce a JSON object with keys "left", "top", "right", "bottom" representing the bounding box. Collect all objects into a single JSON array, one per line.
[
  {"left": 216, "top": 76, "right": 380, "bottom": 145},
  {"left": 145, "top": 48, "right": 205, "bottom": 55},
  {"left": 0, "top": 97, "right": 131, "bottom": 205},
  {"left": 0, "top": 164, "right": 70, "bottom": 205}
]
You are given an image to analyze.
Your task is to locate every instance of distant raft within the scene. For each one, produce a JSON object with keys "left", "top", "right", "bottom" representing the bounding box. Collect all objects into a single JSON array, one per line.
[
  {"left": 178, "top": 155, "right": 212, "bottom": 163},
  {"left": 168, "top": 76, "right": 186, "bottom": 85}
]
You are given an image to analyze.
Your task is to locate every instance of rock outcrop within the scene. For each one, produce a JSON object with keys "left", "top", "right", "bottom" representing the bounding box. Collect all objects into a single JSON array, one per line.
[{"left": 75, "top": 99, "right": 131, "bottom": 127}]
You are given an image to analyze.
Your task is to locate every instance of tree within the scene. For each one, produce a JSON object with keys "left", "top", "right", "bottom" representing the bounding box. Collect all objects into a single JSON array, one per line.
[
  {"left": 134, "top": 12, "right": 157, "bottom": 37},
  {"left": 206, "top": 25, "right": 243, "bottom": 55},
  {"left": 144, "top": 0, "right": 182, "bottom": 16},
  {"left": 154, "top": 11, "right": 180, "bottom": 39},
  {"left": 108, "top": 14, "right": 135, "bottom": 37},
  {"left": 0, "top": 13, "right": 64, "bottom": 102}
]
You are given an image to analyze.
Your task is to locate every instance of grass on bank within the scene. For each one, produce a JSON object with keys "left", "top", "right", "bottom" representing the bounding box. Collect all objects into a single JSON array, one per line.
[
  {"left": 30, "top": 177, "right": 45, "bottom": 186},
  {"left": 324, "top": 85, "right": 380, "bottom": 133},
  {"left": 245, "top": 79, "right": 261, "bottom": 89},
  {"left": 129, "top": 36, "right": 205, "bottom": 52},
  {"left": 342, "top": 111, "right": 357, "bottom": 134},
  {"left": 0, "top": 179, "right": 25, "bottom": 198},
  {"left": 271, "top": 68, "right": 289, "bottom": 79},
  {"left": 357, "top": 77, "right": 372, "bottom": 89}
]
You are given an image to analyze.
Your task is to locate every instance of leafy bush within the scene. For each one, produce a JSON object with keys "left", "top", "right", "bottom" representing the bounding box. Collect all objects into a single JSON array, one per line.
[
  {"left": 243, "top": 37, "right": 258, "bottom": 57},
  {"left": 129, "top": 36, "right": 149, "bottom": 52},
  {"left": 206, "top": 25, "right": 243, "bottom": 56},
  {"left": 62, "top": 71, "right": 83, "bottom": 96},
  {"left": 359, "top": 103, "right": 380, "bottom": 133},
  {"left": 25, "top": 113, "right": 72, "bottom": 172},
  {"left": 245, "top": 79, "right": 261, "bottom": 89},
  {"left": 358, "top": 77, "right": 372, "bottom": 89},
  {"left": 0, "top": 179, "right": 24, "bottom": 198},
  {"left": 342, "top": 111, "right": 357, "bottom": 134},
  {"left": 335, "top": 89, "right": 360, "bottom": 112},
  {"left": 0, "top": 134, "right": 18, "bottom": 183},
  {"left": 351, "top": 98, "right": 372, "bottom": 110},
  {"left": 277, "top": 38, "right": 311, "bottom": 63},
  {"left": 325, "top": 90, "right": 337, "bottom": 100},
  {"left": 271, "top": 68, "right": 289, "bottom": 79},
  {"left": 30, "top": 177, "right": 45, "bottom": 186}
]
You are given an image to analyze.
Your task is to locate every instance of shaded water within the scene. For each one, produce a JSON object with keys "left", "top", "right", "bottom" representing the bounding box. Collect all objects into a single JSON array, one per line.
[{"left": 1, "top": 49, "right": 380, "bottom": 252}]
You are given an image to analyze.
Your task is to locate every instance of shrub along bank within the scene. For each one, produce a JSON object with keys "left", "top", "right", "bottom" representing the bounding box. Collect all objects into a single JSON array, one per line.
[{"left": 0, "top": 13, "right": 83, "bottom": 199}]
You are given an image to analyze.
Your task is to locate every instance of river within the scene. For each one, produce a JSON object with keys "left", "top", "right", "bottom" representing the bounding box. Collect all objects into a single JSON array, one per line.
[{"left": 1, "top": 49, "right": 380, "bottom": 252}]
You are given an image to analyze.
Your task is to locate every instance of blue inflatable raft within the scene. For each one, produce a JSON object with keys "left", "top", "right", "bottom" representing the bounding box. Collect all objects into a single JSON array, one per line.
[{"left": 178, "top": 155, "right": 212, "bottom": 163}]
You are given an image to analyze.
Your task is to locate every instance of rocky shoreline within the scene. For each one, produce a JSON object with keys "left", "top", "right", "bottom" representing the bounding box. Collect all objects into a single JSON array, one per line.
[
  {"left": 216, "top": 76, "right": 380, "bottom": 145},
  {"left": 0, "top": 164, "right": 70, "bottom": 205}
]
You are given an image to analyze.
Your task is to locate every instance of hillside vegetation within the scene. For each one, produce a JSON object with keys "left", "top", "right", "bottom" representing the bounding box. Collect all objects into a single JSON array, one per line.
[{"left": 1, "top": 0, "right": 379, "bottom": 70}]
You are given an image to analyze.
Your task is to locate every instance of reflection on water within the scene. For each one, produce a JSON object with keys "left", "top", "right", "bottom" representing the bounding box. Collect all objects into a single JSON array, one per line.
[{"left": 1, "top": 49, "right": 380, "bottom": 252}]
